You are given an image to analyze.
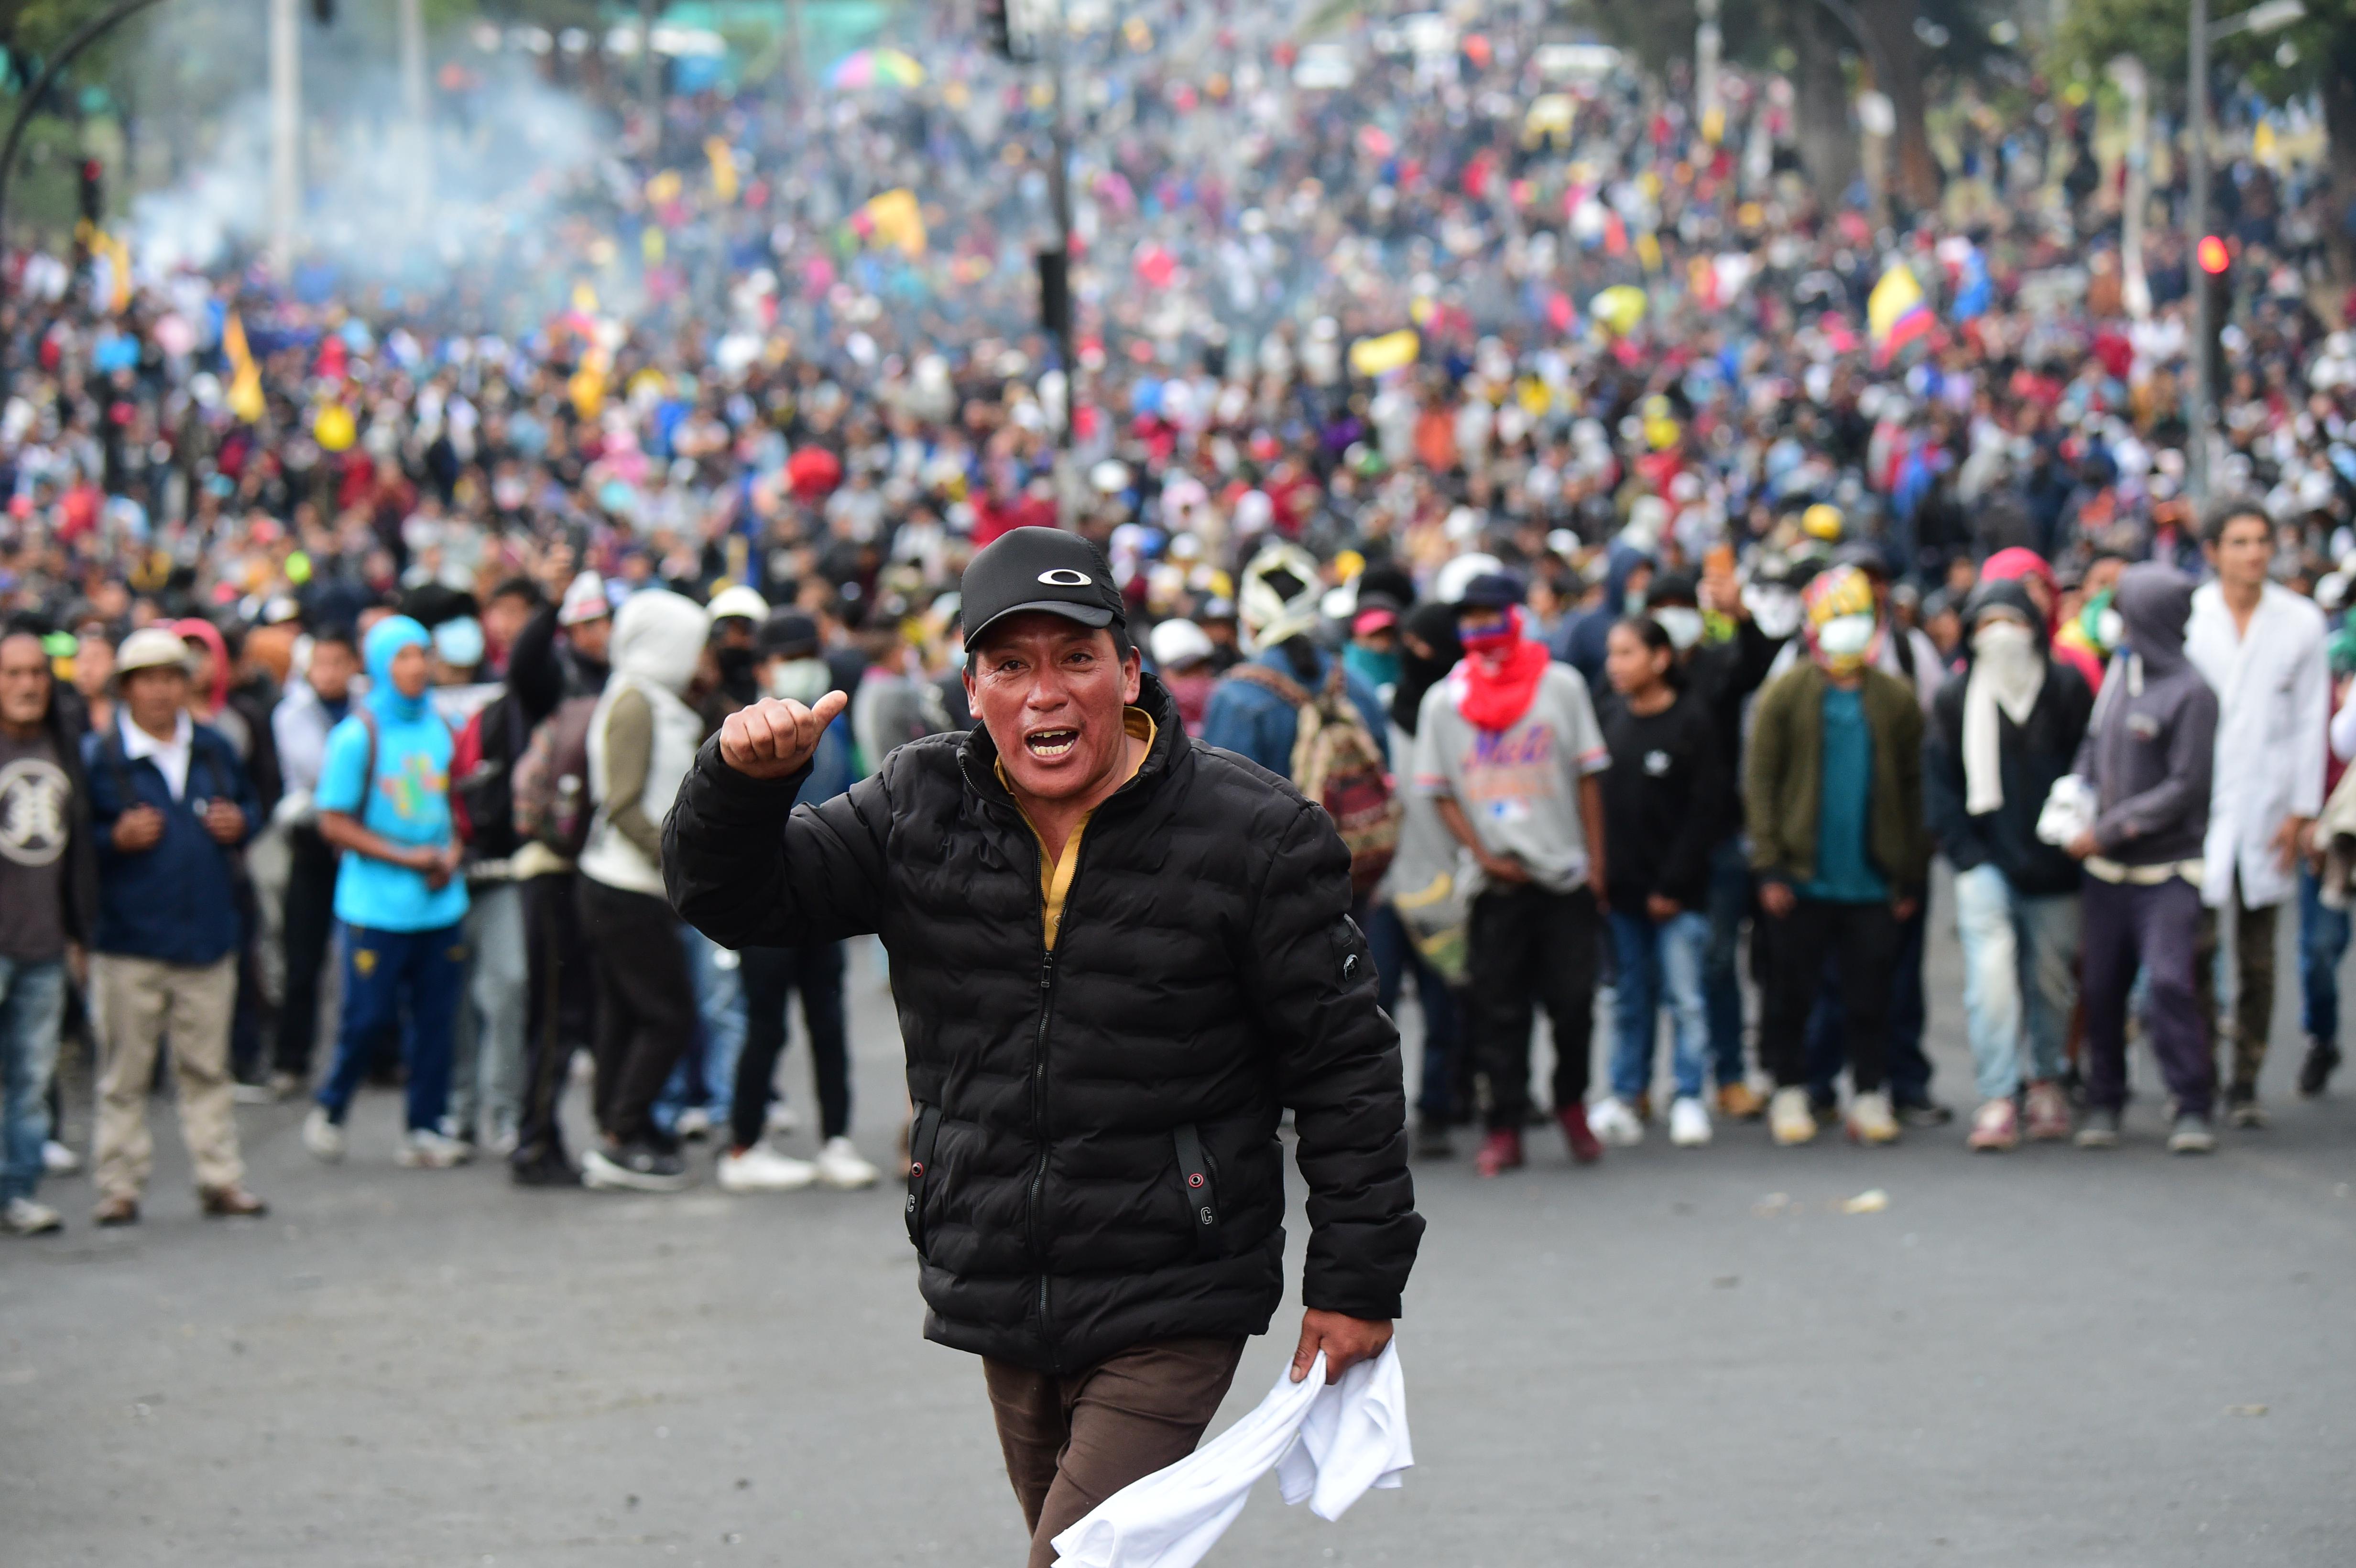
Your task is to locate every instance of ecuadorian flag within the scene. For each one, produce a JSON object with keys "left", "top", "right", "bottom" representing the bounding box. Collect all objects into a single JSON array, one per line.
[{"left": 1867, "top": 262, "right": 1934, "bottom": 365}]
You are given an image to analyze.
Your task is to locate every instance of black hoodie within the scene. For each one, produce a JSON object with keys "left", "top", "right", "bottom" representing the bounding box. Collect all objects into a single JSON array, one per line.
[{"left": 1924, "top": 580, "right": 2094, "bottom": 896}]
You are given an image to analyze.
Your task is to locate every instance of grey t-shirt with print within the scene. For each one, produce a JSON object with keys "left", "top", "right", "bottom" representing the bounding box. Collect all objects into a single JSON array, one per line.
[
  {"left": 0, "top": 729, "right": 71, "bottom": 961},
  {"left": 1412, "top": 662, "right": 1611, "bottom": 894}
]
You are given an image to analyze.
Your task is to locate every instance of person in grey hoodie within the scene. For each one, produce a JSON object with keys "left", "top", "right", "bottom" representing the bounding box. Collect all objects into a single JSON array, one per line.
[{"left": 2066, "top": 563, "right": 2220, "bottom": 1153}]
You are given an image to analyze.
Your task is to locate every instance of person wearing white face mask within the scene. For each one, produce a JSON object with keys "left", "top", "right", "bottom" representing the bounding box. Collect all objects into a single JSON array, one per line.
[
  {"left": 1922, "top": 583, "right": 2094, "bottom": 1152},
  {"left": 1643, "top": 570, "right": 1794, "bottom": 1123},
  {"left": 1744, "top": 566, "right": 1931, "bottom": 1147},
  {"left": 713, "top": 610, "right": 876, "bottom": 1195}
]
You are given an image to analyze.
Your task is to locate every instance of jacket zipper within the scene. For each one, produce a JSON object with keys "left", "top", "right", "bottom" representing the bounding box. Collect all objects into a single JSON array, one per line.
[{"left": 1029, "top": 944, "right": 1057, "bottom": 1364}]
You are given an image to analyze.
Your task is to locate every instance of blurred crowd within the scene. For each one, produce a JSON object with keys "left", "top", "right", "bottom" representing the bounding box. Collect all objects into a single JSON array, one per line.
[{"left": 6, "top": 3, "right": 2356, "bottom": 1230}]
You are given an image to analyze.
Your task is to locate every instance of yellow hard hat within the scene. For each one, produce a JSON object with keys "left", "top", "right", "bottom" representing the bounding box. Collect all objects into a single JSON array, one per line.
[{"left": 1802, "top": 503, "right": 1844, "bottom": 541}]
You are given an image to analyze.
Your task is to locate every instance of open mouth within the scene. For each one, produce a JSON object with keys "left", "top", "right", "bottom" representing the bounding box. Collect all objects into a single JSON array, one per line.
[{"left": 1024, "top": 728, "right": 1080, "bottom": 759}]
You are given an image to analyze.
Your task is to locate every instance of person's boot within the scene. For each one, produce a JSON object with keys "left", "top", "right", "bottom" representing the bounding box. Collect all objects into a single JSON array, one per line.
[
  {"left": 2298, "top": 1037, "right": 2341, "bottom": 1098},
  {"left": 1413, "top": 1115, "right": 1455, "bottom": 1159},
  {"left": 1557, "top": 1104, "right": 1603, "bottom": 1165},
  {"left": 1474, "top": 1127, "right": 1525, "bottom": 1178},
  {"left": 2224, "top": 1081, "right": 2269, "bottom": 1129},
  {"left": 1715, "top": 1081, "right": 1766, "bottom": 1121}
]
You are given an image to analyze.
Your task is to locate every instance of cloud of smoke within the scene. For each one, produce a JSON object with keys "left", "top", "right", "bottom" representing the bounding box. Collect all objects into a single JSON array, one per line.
[{"left": 128, "top": 43, "right": 611, "bottom": 305}]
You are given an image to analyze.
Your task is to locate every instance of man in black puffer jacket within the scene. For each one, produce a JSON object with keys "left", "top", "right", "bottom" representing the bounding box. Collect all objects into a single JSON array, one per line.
[{"left": 664, "top": 527, "right": 1420, "bottom": 1567}]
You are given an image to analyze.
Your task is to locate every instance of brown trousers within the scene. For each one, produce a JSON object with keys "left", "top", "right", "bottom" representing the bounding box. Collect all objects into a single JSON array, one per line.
[
  {"left": 2195, "top": 883, "right": 2279, "bottom": 1094},
  {"left": 92, "top": 953, "right": 244, "bottom": 1201},
  {"left": 983, "top": 1336, "right": 1247, "bottom": 1568}
]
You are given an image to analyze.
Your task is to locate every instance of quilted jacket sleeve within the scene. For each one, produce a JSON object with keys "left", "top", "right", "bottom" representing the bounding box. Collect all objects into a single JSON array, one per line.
[
  {"left": 663, "top": 731, "right": 892, "bottom": 949},
  {"left": 1242, "top": 801, "right": 1423, "bottom": 1321}
]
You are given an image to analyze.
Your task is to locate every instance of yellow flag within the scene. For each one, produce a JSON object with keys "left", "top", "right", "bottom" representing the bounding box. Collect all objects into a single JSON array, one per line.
[
  {"left": 705, "top": 136, "right": 740, "bottom": 203},
  {"left": 863, "top": 188, "right": 927, "bottom": 257},
  {"left": 223, "top": 311, "right": 265, "bottom": 424},
  {"left": 1347, "top": 329, "right": 1420, "bottom": 377}
]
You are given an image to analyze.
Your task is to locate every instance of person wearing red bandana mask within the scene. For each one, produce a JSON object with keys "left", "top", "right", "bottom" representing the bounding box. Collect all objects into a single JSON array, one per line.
[{"left": 1413, "top": 573, "right": 1612, "bottom": 1178}]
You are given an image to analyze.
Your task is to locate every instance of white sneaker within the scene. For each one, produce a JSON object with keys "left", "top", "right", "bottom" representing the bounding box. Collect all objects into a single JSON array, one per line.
[
  {"left": 764, "top": 1098, "right": 801, "bottom": 1137},
  {"left": 41, "top": 1139, "right": 79, "bottom": 1176},
  {"left": 1668, "top": 1096, "right": 1712, "bottom": 1147},
  {"left": 1845, "top": 1090, "right": 1900, "bottom": 1145},
  {"left": 814, "top": 1136, "right": 880, "bottom": 1189},
  {"left": 675, "top": 1106, "right": 713, "bottom": 1141},
  {"left": 1769, "top": 1087, "right": 1818, "bottom": 1146},
  {"left": 395, "top": 1129, "right": 473, "bottom": 1169},
  {"left": 303, "top": 1106, "right": 346, "bottom": 1164},
  {"left": 716, "top": 1143, "right": 817, "bottom": 1193},
  {"left": 1587, "top": 1097, "right": 1646, "bottom": 1146},
  {"left": 5, "top": 1197, "right": 63, "bottom": 1235}
]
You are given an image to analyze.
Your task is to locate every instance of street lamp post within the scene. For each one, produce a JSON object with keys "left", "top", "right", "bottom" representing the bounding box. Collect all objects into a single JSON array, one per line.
[{"left": 2187, "top": 0, "right": 2306, "bottom": 506}]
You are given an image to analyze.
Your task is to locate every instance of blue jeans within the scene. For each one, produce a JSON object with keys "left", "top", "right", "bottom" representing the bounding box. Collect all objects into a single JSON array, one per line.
[
  {"left": 2298, "top": 863, "right": 2352, "bottom": 1045},
  {"left": 0, "top": 957, "right": 67, "bottom": 1205},
  {"left": 316, "top": 923, "right": 466, "bottom": 1132},
  {"left": 1952, "top": 863, "right": 2080, "bottom": 1100},
  {"left": 1605, "top": 910, "right": 1712, "bottom": 1101},
  {"left": 656, "top": 924, "right": 746, "bottom": 1134},
  {"left": 1702, "top": 836, "right": 1751, "bottom": 1087},
  {"left": 1367, "top": 902, "right": 1463, "bottom": 1122}
]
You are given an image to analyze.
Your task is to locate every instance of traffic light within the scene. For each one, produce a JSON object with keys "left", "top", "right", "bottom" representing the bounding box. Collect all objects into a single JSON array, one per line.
[
  {"left": 76, "top": 158, "right": 101, "bottom": 225},
  {"left": 2199, "top": 233, "right": 2233, "bottom": 394},
  {"left": 980, "top": 0, "right": 1031, "bottom": 61},
  {"left": 1036, "top": 248, "right": 1070, "bottom": 342}
]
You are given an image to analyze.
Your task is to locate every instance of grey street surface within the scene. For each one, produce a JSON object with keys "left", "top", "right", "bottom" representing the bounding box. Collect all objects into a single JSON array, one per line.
[{"left": 5, "top": 908, "right": 2353, "bottom": 1568}]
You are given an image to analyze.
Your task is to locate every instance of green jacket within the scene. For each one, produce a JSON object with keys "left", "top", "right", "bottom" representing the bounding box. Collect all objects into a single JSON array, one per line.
[{"left": 1744, "top": 662, "right": 1930, "bottom": 898}]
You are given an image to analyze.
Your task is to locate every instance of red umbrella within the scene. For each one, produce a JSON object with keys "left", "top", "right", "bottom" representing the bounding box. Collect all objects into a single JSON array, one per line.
[{"left": 786, "top": 446, "right": 842, "bottom": 501}]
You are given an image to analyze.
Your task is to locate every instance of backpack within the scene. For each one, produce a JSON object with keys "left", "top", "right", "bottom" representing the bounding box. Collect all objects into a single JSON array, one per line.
[
  {"left": 450, "top": 696, "right": 526, "bottom": 854},
  {"left": 509, "top": 695, "right": 600, "bottom": 859},
  {"left": 1230, "top": 661, "right": 1401, "bottom": 897}
]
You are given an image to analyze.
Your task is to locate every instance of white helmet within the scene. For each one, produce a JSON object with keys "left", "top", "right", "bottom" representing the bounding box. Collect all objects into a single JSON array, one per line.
[
  {"left": 1237, "top": 542, "right": 1323, "bottom": 653},
  {"left": 1433, "top": 551, "right": 1505, "bottom": 606},
  {"left": 1147, "top": 617, "right": 1215, "bottom": 672}
]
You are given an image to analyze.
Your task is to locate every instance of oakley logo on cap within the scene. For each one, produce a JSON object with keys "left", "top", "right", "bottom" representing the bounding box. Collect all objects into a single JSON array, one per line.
[{"left": 1037, "top": 568, "right": 1095, "bottom": 587}]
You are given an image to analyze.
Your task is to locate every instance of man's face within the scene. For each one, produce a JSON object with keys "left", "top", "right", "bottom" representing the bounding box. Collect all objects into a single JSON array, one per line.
[
  {"left": 716, "top": 618, "right": 759, "bottom": 651},
  {"left": 569, "top": 615, "right": 611, "bottom": 663},
  {"left": 483, "top": 592, "right": 533, "bottom": 650},
  {"left": 390, "top": 642, "right": 431, "bottom": 699},
  {"left": 309, "top": 640, "right": 358, "bottom": 701},
  {"left": 0, "top": 634, "right": 50, "bottom": 728},
  {"left": 2208, "top": 516, "right": 2273, "bottom": 591},
  {"left": 124, "top": 666, "right": 188, "bottom": 734},
  {"left": 73, "top": 635, "right": 112, "bottom": 697},
  {"left": 964, "top": 614, "right": 1141, "bottom": 804}
]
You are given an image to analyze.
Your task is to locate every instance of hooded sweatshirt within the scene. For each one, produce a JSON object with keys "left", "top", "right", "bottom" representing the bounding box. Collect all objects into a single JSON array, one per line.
[
  {"left": 317, "top": 616, "right": 469, "bottom": 932},
  {"left": 581, "top": 589, "right": 709, "bottom": 896},
  {"left": 2070, "top": 563, "right": 2217, "bottom": 868}
]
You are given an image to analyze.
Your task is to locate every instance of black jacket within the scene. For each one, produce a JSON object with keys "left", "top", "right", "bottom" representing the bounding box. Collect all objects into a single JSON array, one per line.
[
  {"left": 1924, "top": 653, "right": 2094, "bottom": 898},
  {"left": 663, "top": 674, "right": 1421, "bottom": 1373}
]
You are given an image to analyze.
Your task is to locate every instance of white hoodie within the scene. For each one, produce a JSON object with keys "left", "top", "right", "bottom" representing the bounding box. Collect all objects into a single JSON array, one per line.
[{"left": 580, "top": 589, "right": 709, "bottom": 896}]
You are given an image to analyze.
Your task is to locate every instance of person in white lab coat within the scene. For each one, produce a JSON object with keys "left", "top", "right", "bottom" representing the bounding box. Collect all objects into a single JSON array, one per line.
[{"left": 2184, "top": 501, "right": 2330, "bottom": 1125}]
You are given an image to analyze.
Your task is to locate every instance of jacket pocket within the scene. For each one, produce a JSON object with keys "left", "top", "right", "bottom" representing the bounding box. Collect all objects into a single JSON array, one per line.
[
  {"left": 905, "top": 1102, "right": 942, "bottom": 1255},
  {"left": 1172, "top": 1123, "right": 1221, "bottom": 1261}
]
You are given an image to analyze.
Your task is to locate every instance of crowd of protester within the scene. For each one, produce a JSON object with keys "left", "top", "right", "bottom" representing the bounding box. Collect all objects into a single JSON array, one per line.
[{"left": 7, "top": 4, "right": 2356, "bottom": 1231}]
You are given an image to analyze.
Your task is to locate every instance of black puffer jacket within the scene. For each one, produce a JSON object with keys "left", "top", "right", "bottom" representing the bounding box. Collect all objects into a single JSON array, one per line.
[{"left": 664, "top": 674, "right": 1421, "bottom": 1373}]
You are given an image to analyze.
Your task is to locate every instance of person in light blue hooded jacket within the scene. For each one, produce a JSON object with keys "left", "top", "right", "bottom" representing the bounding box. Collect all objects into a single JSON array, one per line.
[{"left": 303, "top": 616, "right": 474, "bottom": 1168}]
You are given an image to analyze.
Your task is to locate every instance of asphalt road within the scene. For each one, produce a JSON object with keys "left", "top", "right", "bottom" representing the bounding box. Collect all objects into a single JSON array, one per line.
[{"left": 4, "top": 902, "right": 2352, "bottom": 1568}]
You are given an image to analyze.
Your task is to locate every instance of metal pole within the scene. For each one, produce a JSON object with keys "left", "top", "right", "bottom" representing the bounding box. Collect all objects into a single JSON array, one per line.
[
  {"left": 2112, "top": 56, "right": 2151, "bottom": 322},
  {"left": 641, "top": 0, "right": 663, "bottom": 136},
  {"left": 269, "top": 0, "right": 300, "bottom": 278},
  {"left": 398, "top": 0, "right": 428, "bottom": 226},
  {"left": 2189, "top": 0, "right": 2211, "bottom": 507},
  {"left": 1046, "top": 0, "right": 1074, "bottom": 454},
  {"left": 1695, "top": 0, "right": 1721, "bottom": 145}
]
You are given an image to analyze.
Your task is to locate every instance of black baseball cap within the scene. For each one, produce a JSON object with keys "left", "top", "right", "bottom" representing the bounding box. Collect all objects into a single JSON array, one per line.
[
  {"left": 756, "top": 610, "right": 821, "bottom": 659},
  {"left": 960, "top": 526, "right": 1125, "bottom": 646}
]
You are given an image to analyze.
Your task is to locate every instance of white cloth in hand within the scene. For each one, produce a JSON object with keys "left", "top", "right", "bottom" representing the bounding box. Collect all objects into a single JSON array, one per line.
[
  {"left": 1050, "top": 1343, "right": 1413, "bottom": 1568},
  {"left": 2036, "top": 773, "right": 2097, "bottom": 847}
]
